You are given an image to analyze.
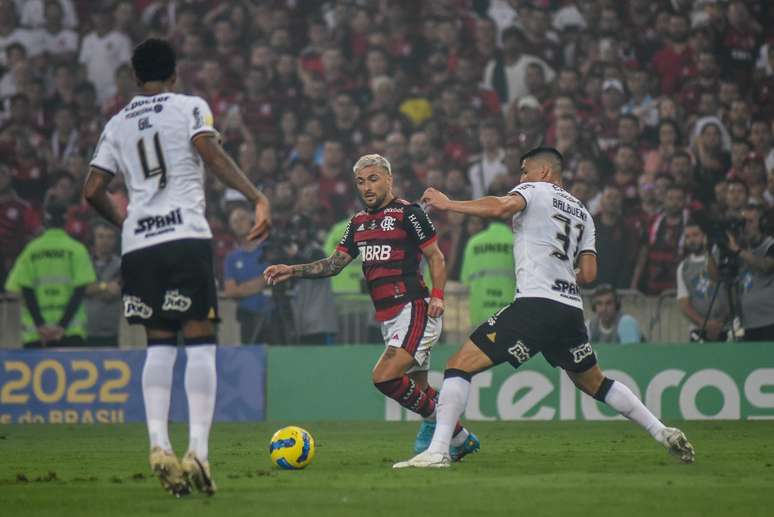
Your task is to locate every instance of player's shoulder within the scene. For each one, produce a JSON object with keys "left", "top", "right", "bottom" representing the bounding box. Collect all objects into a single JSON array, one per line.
[{"left": 394, "top": 199, "right": 426, "bottom": 215}]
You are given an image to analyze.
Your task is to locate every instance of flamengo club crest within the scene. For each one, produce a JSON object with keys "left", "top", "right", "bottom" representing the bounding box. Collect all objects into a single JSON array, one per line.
[{"left": 380, "top": 216, "right": 396, "bottom": 231}]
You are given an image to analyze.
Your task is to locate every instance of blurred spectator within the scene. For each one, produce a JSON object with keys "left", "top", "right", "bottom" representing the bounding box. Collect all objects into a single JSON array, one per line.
[
  {"left": 0, "top": 161, "right": 40, "bottom": 291},
  {"left": 650, "top": 13, "right": 692, "bottom": 95},
  {"left": 633, "top": 185, "right": 689, "bottom": 294},
  {"left": 19, "top": 0, "right": 78, "bottom": 30},
  {"left": 460, "top": 217, "right": 514, "bottom": 329},
  {"left": 288, "top": 214, "right": 338, "bottom": 345},
  {"left": 83, "top": 221, "right": 120, "bottom": 347},
  {"left": 727, "top": 204, "right": 774, "bottom": 341},
  {"left": 468, "top": 121, "right": 507, "bottom": 199},
  {"left": 0, "top": 1, "right": 43, "bottom": 66},
  {"left": 78, "top": 6, "right": 130, "bottom": 103},
  {"left": 323, "top": 216, "right": 363, "bottom": 295},
  {"left": 483, "top": 26, "right": 555, "bottom": 107},
  {"left": 223, "top": 205, "right": 272, "bottom": 344},
  {"left": 37, "top": 0, "right": 78, "bottom": 64},
  {"left": 4, "top": 201, "right": 95, "bottom": 347},
  {"left": 586, "top": 284, "right": 643, "bottom": 344},
  {"left": 593, "top": 185, "right": 639, "bottom": 289},
  {"left": 676, "top": 221, "right": 729, "bottom": 342}
]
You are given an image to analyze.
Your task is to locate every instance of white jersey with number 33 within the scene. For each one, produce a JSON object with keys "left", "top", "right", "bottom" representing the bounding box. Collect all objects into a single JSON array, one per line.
[
  {"left": 509, "top": 181, "right": 596, "bottom": 309},
  {"left": 90, "top": 93, "right": 215, "bottom": 255}
]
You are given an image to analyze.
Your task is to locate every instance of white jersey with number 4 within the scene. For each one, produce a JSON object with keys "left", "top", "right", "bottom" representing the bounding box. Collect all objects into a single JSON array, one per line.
[
  {"left": 90, "top": 93, "right": 216, "bottom": 255},
  {"left": 509, "top": 181, "right": 596, "bottom": 309}
]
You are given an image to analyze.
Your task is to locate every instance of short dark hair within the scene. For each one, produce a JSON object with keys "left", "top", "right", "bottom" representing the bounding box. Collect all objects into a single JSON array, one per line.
[
  {"left": 521, "top": 147, "right": 564, "bottom": 172},
  {"left": 131, "top": 38, "right": 176, "bottom": 83}
]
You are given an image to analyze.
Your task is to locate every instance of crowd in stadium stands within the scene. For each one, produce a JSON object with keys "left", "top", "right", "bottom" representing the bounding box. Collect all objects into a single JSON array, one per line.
[{"left": 1, "top": 0, "right": 773, "bottom": 345}]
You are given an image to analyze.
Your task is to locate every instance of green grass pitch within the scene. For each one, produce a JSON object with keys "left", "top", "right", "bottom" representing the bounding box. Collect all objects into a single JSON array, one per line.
[{"left": 1, "top": 421, "right": 773, "bottom": 517}]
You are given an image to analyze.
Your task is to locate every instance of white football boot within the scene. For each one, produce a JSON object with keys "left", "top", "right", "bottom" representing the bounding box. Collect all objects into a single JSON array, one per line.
[
  {"left": 149, "top": 447, "right": 191, "bottom": 497},
  {"left": 181, "top": 451, "right": 216, "bottom": 496},
  {"left": 660, "top": 427, "right": 695, "bottom": 464},
  {"left": 393, "top": 450, "right": 452, "bottom": 469}
]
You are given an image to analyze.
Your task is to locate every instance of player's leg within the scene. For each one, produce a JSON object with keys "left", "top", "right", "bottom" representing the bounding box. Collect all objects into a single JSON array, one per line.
[
  {"left": 123, "top": 244, "right": 190, "bottom": 496},
  {"left": 372, "top": 346, "right": 438, "bottom": 418},
  {"left": 165, "top": 239, "right": 219, "bottom": 494},
  {"left": 143, "top": 326, "right": 191, "bottom": 496},
  {"left": 394, "top": 302, "right": 537, "bottom": 468},
  {"left": 179, "top": 319, "right": 218, "bottom": 495},
  {"left": 373, "top": 300, "right": 441, "bottom": 419},
  {"left": 393, "top": 339, "right": 493, "bottom": 468},
  {"left": 567, "top": 364, "right": 695, "bottom": 463}
]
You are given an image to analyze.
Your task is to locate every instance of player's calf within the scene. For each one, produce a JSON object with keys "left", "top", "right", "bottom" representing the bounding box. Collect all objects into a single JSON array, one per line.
[{"left": 375, "top": 375, "right": 436, "bottom": 417}]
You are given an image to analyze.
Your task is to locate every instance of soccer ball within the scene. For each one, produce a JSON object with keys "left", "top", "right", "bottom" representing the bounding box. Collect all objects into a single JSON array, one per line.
[{"left": 269, "top": 426, "right": 315, "bottom": 469}]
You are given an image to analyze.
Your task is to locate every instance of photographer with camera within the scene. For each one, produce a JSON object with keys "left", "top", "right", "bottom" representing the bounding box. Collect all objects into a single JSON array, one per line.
[
  {"left": 726, "top": 204, "right": 774, "bottom": 341},
  {"left": 676, "top": 222, "right": 729, "bottom": 342}
]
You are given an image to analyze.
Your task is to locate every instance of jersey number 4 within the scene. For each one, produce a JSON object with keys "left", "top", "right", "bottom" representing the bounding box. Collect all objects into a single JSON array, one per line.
[
  {"left": 552, "top": 214, "right": 585, "bottom": 262},
  {"left": 137, "top": 133, "right": 167, "bottom": 189}
]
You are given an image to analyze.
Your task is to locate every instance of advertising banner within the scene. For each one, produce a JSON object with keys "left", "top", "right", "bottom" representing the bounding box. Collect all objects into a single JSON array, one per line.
[
  {"left": 267, "top": 343, "right": 774, "bottom": 421},
  {"left": 0, "top": 346, "right": 266, "bottom": 423}
]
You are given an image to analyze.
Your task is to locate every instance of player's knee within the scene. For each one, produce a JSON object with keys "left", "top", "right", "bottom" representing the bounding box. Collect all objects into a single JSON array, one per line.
[{"left": 373, "top": 376, "right": 402, "bottom": 396}]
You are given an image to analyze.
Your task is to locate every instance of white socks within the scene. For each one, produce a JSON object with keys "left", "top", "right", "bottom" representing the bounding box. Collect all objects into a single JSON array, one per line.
[
  {"left": 184, "top": 345, "right": 217, "bottom": 461},
  {"left": 428, "top": 375, "right": 471, "bottom": 455},
  {"left": 142, "top": 346, "right": 177, "bottom": 451},
  {"left": 142, "top": 344, "right": 218, "bottom": 460},
  {"left": 604, "top": 380, "right": 666, "bottom": 440}
]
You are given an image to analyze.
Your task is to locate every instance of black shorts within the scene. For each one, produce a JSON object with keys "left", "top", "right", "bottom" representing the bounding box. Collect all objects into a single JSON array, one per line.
[
  {"left": 121, "top": 239, "right": 219, "bottom": 331},
  {"left": 470, "top": 297, "right": 597, "bottom": 373}
]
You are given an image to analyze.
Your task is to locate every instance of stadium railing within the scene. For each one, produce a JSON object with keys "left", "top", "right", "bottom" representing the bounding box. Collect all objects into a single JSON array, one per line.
[{"left": 0, "top": 288, "right": 690, "bottom": 348}]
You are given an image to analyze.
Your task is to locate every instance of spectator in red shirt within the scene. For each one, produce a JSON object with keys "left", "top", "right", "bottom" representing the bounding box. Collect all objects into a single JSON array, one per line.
[
  {"left": 679, "top": 51, "right": 719, "bottom": 115},
  {"left": 592, "top": 79, "right": 625, "bottom": 154},
  {"left": 650, "top": 13, "right": 693, "bottom": 94},
  {"left": 632, "top": 185, "right": 690, "bottom": 294},
  {"left": 0, "top": 162, "right": 41, "bottom": 291},
  {"left": 718, "top": 1, "right": 762, "bottom": 93},
  {"left": 455, "top": 54, "right": 500, "bottom": 116},
  {"left": 101, "top": 63, "right": 134, "bottom": 117}
]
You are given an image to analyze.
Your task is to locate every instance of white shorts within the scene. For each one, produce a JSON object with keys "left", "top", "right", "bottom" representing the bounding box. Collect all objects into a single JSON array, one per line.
[{"left": 380, "top": 298, "right": 442, "bottom": 373}]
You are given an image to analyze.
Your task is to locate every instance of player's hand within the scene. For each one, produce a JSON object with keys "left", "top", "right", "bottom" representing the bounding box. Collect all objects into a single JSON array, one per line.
[
  {"left": 264, "top": 264, "right": 294, "bottom": 285},
  {"left": 428, "top": 297, "right": 444, "bottom": 318},
  {"left": 421, "top": 188, "right": 450, "bottom": 211},
  {"left": 248, "top": 202, "right": 271, "bottom": 242}
]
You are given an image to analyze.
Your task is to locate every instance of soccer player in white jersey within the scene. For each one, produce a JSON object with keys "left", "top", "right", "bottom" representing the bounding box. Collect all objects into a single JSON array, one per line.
[
  {"left": 83, "top": 39, "right": 271, "bottom": 496},
  {"left": 394, "top": 147, "right": 694, "bottom": 469}
]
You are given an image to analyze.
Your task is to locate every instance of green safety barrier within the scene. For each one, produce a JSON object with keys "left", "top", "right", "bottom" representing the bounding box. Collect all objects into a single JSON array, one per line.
[{"left": 267, "top": 343, "right": 774, "bottom": 421}]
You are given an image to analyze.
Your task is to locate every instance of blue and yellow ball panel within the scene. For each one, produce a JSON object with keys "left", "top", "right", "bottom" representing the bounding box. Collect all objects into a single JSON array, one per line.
[{"left": 269, "top": 426, "right": 316, "bottom": 469}]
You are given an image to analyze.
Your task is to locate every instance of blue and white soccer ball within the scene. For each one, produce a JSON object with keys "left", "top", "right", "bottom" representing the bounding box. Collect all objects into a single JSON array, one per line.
[{"left": 269, "top": 426, "right": 316, "bottom": 469}]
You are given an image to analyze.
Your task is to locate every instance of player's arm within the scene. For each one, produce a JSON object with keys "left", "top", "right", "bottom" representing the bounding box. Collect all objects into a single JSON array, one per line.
[
  {"left": 576, "top": 252, "right": 597, "bottom": 285},
  {"left": 264, "top": 249, "right": 354, "bottom": 285},
  {"left": 83, "top": 168, "right": 126, "bottom": 228},
  {"left": 422, "top": 241, "right": 446, "bottom": 317},
  {"left": 421, "top": 187, "right": 525, "bottom": 219},
  {"left": 193, "top": 134, "right": 271, "bottom": 241}
]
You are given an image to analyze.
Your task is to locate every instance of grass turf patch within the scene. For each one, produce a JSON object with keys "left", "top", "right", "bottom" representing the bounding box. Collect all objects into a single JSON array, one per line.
[{"left": 1, "top": 421, "right": 772, "bottom": 517}]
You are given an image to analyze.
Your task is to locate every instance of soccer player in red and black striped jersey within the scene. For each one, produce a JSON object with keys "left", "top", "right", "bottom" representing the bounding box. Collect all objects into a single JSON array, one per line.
[{"left": 265, "top": 154, "right": 479, "bottom": 460}]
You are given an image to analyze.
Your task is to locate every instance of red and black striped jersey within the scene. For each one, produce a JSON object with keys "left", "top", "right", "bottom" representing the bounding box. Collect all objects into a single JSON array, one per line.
[{"left": 336, "top": 198, "right": 437, "bottom": 321}]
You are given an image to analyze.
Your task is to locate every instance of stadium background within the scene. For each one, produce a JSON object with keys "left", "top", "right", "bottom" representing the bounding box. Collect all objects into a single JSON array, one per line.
[{"left": 0, "top": 0, "right": 771, "bottom": 419}]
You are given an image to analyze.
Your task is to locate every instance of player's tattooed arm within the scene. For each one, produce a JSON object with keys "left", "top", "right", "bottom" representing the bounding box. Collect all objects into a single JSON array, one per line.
[{"left": 292, "top": 250, "right": 353, "bottom": 279}]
